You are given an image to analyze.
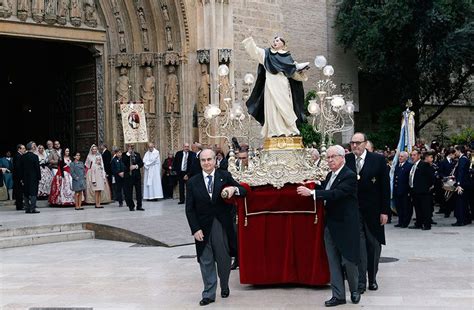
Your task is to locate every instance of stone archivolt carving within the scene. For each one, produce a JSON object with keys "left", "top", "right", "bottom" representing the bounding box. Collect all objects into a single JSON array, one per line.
[
  {"left": 218, "top": 74, "right": 230, "bottom": 112},
  {"left": 140, "top": 53, "right": 155, "bottom": 67},
  {"left": 116, "top": 67, "right": 130, "bottom": 104},
  {"left": 0, "top": 0, "right": 12, "bottom": 19},
  {"left": 161, "top": 3, "right": 170, "bottom": 23},
  {"left": 137, "top": 8, "right": 150, "bottom": 51},
  {"left": 140, "top": 66, "right": 156, "bottom": 114},
  {"left": 197, "top": 49, "right": 210, "bottom": 64},
  {"left": 163, "top": 51, "right": 180, "bottom": 66},
  {"left": 70, "top": 0, "right": 82, "bottom": 27},
  {"left": 17, "top": 0, "right": 29, "bottom": 21},
  {"left": 165, "top": 26, "right": 173, "bottom": 51},
  {"left": 165, "top": 66, "right": 179, "bottom": 114},
  {"left": 112, "top": 0, "right": 120, "bottom": 14},
  {"left": 57, "top": 0, "right": 68, "bottom": 25},
  {"left": 198, "top": 64, "right": 210, "bottom": 113},
  {"left": 84, "top": 0, "right": 97, "bottom": 28},
  {"left": 31, "top": 0, "right": 44, "bottom": 23},
  {"left": 45, "top": 0, "right": 57, "bottom": 24}
]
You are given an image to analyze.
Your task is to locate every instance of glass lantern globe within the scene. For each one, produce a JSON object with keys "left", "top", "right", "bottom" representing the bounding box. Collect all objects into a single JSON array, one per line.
[
  {"left": 330, "top": 95, "right": 345, "bottom": 108},
  {"left": 204, "top": 106, "right": 213, "bottom": 119},
  {"left": 344, "top": 101, "right": 355, "bottom": 114},
  {"left": 314, "top": 55, "right": 327, "bottom": 69},
  {"left": 209, "top": 104, "right": 221, "bottom": 116},
  {"left": 217, "top": 64, "right": 229, "bottom": 77},
  {"left": 244, "top": 73, "right": 255, "bottom": 85},
  {"left": 323, "top": 65, "right": 334, "bottom": 77},
  {"left": 308, "top": 99, "right": 321, "bottom": 115}
]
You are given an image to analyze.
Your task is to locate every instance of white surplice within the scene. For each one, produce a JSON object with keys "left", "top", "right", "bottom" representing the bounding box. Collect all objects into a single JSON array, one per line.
[{"left": 143, "top": 148, "right": 164, "bottom": 199}]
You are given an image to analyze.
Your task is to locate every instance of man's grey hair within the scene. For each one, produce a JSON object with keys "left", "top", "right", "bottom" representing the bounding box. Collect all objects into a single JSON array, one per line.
[
  {"left": 327, "top": 145, "right": 345, "bottom": 156},
  {"left": 311, "top": 149, "right": 320, "bottom": 157},
  {"left": 201, "top": 148, "right": 216, "bottom": 159},
  {"left": 26, "top": 141, "right": 35, "bottom": 151},
  {"left": 399, "top": 151, "right": 409, "bottom": 158}
]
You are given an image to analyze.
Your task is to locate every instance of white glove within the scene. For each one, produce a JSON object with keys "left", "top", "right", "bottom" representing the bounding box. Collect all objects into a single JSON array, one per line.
[{"left": 295, "top": 62, "right": 309, "bottom": 71}]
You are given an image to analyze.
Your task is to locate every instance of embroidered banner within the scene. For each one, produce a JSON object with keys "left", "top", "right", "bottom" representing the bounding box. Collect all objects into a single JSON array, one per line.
[{"left": 120, "top": 103, "right": 148, "bottom": 144}]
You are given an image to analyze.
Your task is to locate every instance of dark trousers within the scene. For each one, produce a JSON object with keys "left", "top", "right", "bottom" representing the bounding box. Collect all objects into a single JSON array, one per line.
[
  {"left": 443, "top": 194, "right": 455, "bottom": 217},
  {"left": 199, "top": 218, "right": 231, "bottom": 300},
  {"left": 395, "top": 193, "right": 412, "bottom": 227},
  {"left": 23, "top": 194, "right": 37, "bottom": 212},
  {"left": 358, "top": 217, "right": 381, "bottom": 289},
  {"left": 113, "top": 177, "right": 124, "bottom": 205},
  {"left": 13, "top": 180, "right": 23, "bottom": 210},
  {"left": 454, "top": 192, "right": 471, "bottom": 224},
  {"left": 411, "top": 192, "right": 432, "bottom": 228},
  {"left": 325, "top": 227, "right": 359, "bottom": 299},
  {"left": 178, "top": 171, "right": 187, "bottom": 202},
  {"left": 162, "top": 175, "right": 176, "bottom": 199},
  {"left": 124, "top": 176, "right": 142, "bottom": 209}
]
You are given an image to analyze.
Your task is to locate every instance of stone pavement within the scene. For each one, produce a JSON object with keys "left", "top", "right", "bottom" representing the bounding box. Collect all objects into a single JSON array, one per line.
[{"left": 0, "top": 199, "right": 473, "bottom": 309}]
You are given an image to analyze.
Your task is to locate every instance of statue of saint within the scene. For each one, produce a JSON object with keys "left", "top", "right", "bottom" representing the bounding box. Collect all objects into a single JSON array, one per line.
[
  {"left": 165, "top": 66, "right": 179, "bottom": 114},
  {"left": 166, "top": 26, "right": 173, "bottom": 51},
  {"left": 17, "top": 0, "right": 30, "bottom": 21},
  {"left": 116, "top": 67, "right": 130, "bottom": 104},
  {"left": 118, "top": 33, "right": 126, "bottom": 52},
  {"left": 84, "top": 0, "right": 98, "bottom": 27},
  {"left": 242, "top": 35, "right": 309, "bottom": 138},
  {"left": 45, "top": 0, "right": 57, "bottom": 24},
  {"left": 141, "top": 67, "right": 156, "bottom": 114},
  {"left": 0, "top": 0, "right": 12, "bottom": 19},
  {"left": 57, "top": 0, "right": 68, "bottom": 25},
  {"left": 32, "top": 0, "right": 45, "bottom": 23},
  {"left": 198, "top": 65, "right": 210, "bottom": 113},
  {"left": 70, "top": 0, "right": 82, "bottom": 26}
]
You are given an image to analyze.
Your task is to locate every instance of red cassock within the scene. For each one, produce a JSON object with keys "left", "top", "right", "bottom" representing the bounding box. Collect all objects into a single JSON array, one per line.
[{"left": 232, "top": 183, "right": 330, "bottom": 285}]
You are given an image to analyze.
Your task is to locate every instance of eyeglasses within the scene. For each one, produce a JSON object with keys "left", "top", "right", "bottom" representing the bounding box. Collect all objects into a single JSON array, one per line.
[
  {"left": 326, "top": 155, "right": 343, "bottom": 160},
  {"left": 349, "top": 141, "right": 366, "bottom": 146}
]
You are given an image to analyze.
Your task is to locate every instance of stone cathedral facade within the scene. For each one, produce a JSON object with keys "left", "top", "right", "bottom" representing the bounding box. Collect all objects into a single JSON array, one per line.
[{"left": 0, "top": 0, "right": 358, "bottom": 156}]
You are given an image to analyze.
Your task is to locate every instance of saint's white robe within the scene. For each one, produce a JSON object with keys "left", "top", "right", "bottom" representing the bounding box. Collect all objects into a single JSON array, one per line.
[{"left": 143, "top": 148, "right": 164, "bottom": 199}]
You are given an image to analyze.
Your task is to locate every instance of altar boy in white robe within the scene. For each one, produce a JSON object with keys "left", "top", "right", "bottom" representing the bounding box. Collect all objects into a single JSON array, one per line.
[{"left": 143, "top": 143, "right": 164, "bottom": 200}]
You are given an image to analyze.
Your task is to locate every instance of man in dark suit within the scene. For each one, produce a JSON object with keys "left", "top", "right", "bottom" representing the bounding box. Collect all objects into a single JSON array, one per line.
[
  {"left": 12, "top": 144, "right": 26, "bottom": 210},
  {"left": 345, "top": 132, "right": 390, "bottom": 293},
  {"left": 297, "top": 145, "right": 361, "bottom": 307},
  {"left": 122, "top": 144, "right": 144, "bottom": 211},
  {"left": 19, "top": 142, "right": 41, "bottom": 214},
  {"left": 172, "top": 143, "right": 195, "bottom": 204},
  {"left": 452, "top": 145, "right": 472, "bottom": 226},
  {"left": 100, "top": 143, "right": 113, "bottom": 196},
  {"left": 393, "top": 151, "right": 413, "bottom": 228},
  {"left": 111, "top": 149, "right": 125, "bottom": 207},
  {"left": 189, "top": 142, "right": 203, "bottom": 177},
  {"left": 408, "top": 149, "right": 434, "bottom": 230},
  {"left": 437, "top": 148, "right": 456, "bottom": 217},
  {"left": 185, "top": 149, "right": 247, "bottom": 306}
]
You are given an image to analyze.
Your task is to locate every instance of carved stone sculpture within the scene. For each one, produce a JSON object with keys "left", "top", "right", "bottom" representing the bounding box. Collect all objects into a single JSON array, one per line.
[
  {"left": 32, "top": 0, "right": 45, "bottom": 23},
  {"left": 165, "top": 66, "right": 179, "bottom": 114},
  {"left": 115, "top": 16, "right": 124, "bottom": 33},
  {"left": 44, "top": 0, "right": 57, "bottom": 24},
  {"left": 161, "top": 4, "right": 170, "bottom": 22},
  {"left": 198, "top": 65, "right": 210, "bottom": 113},
  {"left": 219, "top": 74, "right": 231, "bottom": 112},
  {"left": 142, "top": 30, "right": 150, "bottom": 51},
  {"left": 118, "top": 33, "right": 126, "bottom": 52},
  {"left": 166, "top": 26, "right": 173, "bottom": 51},
  {"left": 57, "top": 0, "right": 68, "bottom": 25},
  {"left": 84, "top": 0, "right": 98, "bottom": 28},
  {"left": 138, "top": 8, "right": 147, "bottom": 30},
  {"left": 0, "top": 0, "right": 12, "bottom": 19},
  {"left": 70, "top": 0, "right": 82, "bottom": 26},
  {"left": 140, "top": 67, "right": 156, "bottom": 114},
  {"left": 17, "top": 0, "right": 30, "bottom": 21},
  {"left": 116, "top": 67, "right": 130, "bottom": 105}
]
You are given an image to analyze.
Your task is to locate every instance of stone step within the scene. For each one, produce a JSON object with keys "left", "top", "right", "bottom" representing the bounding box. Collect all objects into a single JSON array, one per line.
[
  {"left": 0, "top": 230, "right": 94, "bottom": 249},
  {"left": 0, "top": 223, "right": 85, "bottom": 238}
]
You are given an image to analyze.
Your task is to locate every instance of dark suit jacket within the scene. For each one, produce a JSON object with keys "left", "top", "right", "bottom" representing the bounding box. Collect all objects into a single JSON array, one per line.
[
  {"left": 172, "top": 150, "right": 195, "bottom": 176},
  {"left": 189, "top": 151, "right": 203, "bottom": 177},
  {"left": 438, "top": 158, "right": 455, "bottom": 179},
  {"left": 346, "top": 151, "right": 390, "bottom": 245},
  {"left": 122, "top": 151, "right": 143, "bottom": 179},
  {"left": 316, "top": 165, "right": 360, "bottom": 263},
  {"left": 217, "top": 157, "right": 228, "bottom": 171},
  {"left": 101, "top": 149, "right": 112, "bottom": 176},
  {"left": 393, "top": 161, "right": 413, "bottom": 196},
  {"left": 455, "top": 156, "right": 472, "bottom": 189},
  {"left": 111, "top": 156, "right": 125, "bottom": 179},
  {"left": 19, "top": 152, "right": 41, "bottom": 196},
  {"left": 411, "top": 161, "right": 434, "bottom": 194},
  {"left": 185, "top": 169, "right": 247, "bottom": 261},
  {"left": 12, "top": 152, "right": 22, "bottom": 183}
]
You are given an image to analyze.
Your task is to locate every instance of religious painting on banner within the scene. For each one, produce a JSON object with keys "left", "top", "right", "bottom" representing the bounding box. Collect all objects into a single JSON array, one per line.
[{"left": 120, "top": 103, "right": 148, "bottom": 143}]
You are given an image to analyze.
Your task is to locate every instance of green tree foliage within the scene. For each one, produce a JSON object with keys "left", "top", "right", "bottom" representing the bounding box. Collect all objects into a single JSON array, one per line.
[
  {"left": 335, "top": 0, "right": 473, "bottom": 133},
  {"left": 366, "top": 105, "right": 403, "bottom": 150},
  {"left": 450, "top": 127, "right": 474, "bottom": 145},
  {"left": 298, "top": 90, "right": 322, "bottom": 146}
]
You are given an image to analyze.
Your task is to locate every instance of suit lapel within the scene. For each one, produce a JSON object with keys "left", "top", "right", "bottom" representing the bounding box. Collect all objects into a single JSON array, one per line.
[
  {"left": 330, "top": 167, "right": 345, "bottom": 190},
  {"left": 196, "top": 174, "right": 210, "bottom": 201},
  {"left": 212, "top": 170, "right": 224, "bottom": 204}
]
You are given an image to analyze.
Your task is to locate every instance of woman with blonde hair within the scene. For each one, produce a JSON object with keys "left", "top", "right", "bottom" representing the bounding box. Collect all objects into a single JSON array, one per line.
[{"left": 85, "top": 144, "right": 110, "bottom": 208}]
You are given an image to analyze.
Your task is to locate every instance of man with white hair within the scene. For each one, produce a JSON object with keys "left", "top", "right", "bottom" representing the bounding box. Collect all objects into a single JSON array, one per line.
[
  {"left": 393, "top": 151, "right": 413, "bottom": 227},
  {"left": 297, "top": 145, "right": 361, "bottom": 306},
  {"left": 311, "top": 148, "right": 321, "bottom": 167}
]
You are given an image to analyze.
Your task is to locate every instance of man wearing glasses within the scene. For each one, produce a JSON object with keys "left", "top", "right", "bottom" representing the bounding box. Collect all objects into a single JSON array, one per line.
[{"left": 345, "top": 132, "right": 390, "bottom": 294}]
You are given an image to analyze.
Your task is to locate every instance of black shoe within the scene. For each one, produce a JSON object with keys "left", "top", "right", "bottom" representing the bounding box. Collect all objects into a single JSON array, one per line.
[
  {"left": 431, "top": 220, "right": 437, "bottom": 225},
  {"left": 394, "top": 224, "right": 402, "bottom": 227},
  {"left": 324, "top": 296, "right": 346, "bottom": 307},
  {"left": 118, "top": 203, "right": 123, "bottom": 207},
  {"left": 25, "top": 209, "right": 40, "bottom": 214},
  {"left": 136, "top": 207, "right": 145, "bottom": 211},
  {"left": 221, "top": 288, "right": 230, "bottom": 298},
  {"left": 199, "top": 298, "right": 215, "bottom": 306},
  {"left": 178, "top": 201, "right": 185, "bottom": 205},
  {"left": 400, "top": 225, "right": 408, "bottom": 228},
  {"left": 230, "top": 260, "right": 239, "bottom": 270},
  {"left": 422, "top": 226, "right": 431, "bottom": 230},
  {"left": 350, "top": 291, "right": 361, "bottom": 304},
  {"left": 16, "top": 208, "right": 25, "bottom": 211},
  {"left": 358, "top": 287, "right": 365, "bottom": 294},
  {"left": 129, "top": 207, "right": 135, "bottom": 211},
  {"left": 408, "top": 225, "right": 421, "bottom": 229},
  {"left": 368, "top": 282, "right": 378, "bottom": 291},
  {"left": 452, "top": 222, "right": 464, "bottom": 226}
]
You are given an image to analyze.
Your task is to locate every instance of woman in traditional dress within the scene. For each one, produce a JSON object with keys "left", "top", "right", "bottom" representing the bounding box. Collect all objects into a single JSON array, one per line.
[
  {"left": 0, "top": 151, "right": 14, "bottom": 200},
  {"left": 35, "top": 144, "right": 53, "bottom": 198},
  {"left": 70, "top": 151, "right": 86, "bottom": 210},
  {"left": 85, "top": 144, "right": 111, "bottom": 208},
  {"left": 48, "top": 147, "right": 75, "bottom": 207}
]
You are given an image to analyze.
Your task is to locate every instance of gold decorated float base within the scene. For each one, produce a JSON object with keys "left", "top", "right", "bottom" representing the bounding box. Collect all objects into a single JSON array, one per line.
[{"left": 263, "top": 136, "right": 304, "bottom": 151}]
